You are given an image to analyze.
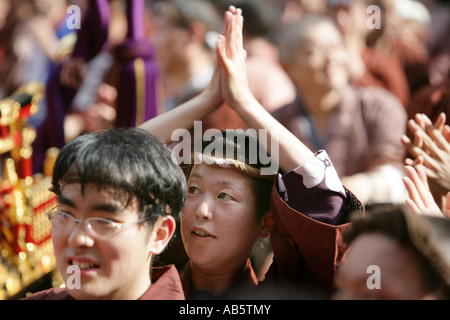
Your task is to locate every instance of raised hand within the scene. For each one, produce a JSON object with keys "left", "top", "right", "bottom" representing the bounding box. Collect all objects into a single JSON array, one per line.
[
  {"left": 403, "top": 165, "right": 446, "bottom": 218},
  {"left": 216, "top": 7, "right": 252, "bottom": 110},
  {"left": 214, "top": 6, "right": 315, "bottom": 172},
  {"left": 402, "top": 112, "right": 450, "bottom": 196}
]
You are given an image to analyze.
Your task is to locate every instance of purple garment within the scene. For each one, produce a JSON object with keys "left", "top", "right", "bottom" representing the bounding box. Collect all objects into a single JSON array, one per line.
[
  {"left": 71, "top": 0, "right": 110, "bottom": 61},
  {"left": 32, "top": 0, "right": 110, "bottom": 173},
  {"left": 276, "top": 150, "right": 362, "bottom": 225},
  {"left": 113, "top": 0, "right": 159, "bottom": 128},
  {"left": 113, "top": 40, "right": 159, "bottom": 128}
]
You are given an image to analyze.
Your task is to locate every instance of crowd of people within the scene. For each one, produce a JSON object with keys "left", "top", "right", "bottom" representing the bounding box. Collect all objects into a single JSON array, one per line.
[{"left": 0, "top": 0, "right": 449, "bottom": 300}]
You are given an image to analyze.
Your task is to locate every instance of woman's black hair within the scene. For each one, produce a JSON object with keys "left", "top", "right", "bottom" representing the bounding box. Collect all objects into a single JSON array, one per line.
[{"left": 185, "top": 129, "right": 275, "bottom": 220}]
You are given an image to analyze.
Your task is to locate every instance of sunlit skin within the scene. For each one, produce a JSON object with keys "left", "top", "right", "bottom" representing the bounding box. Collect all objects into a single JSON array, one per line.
[
  {"left": 286, "top": 21, "right": 350, "bottom": 96},
  {"left": 180, "top": 164, "right": 268, "bottom": 294},
  {"left": 152, "top": 17, "right": 191, "bottom": 75},
  {"left": 51, "top": 183, "right": 174, "bottom": 300},
  {"left": 333, "top": 233, "right": 432, "bottom": 300}
]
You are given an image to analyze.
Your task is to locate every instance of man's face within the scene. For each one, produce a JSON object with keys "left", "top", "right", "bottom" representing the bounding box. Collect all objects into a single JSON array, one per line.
[
  {"left": 286, "top": 21, "right": 350, "bottom": 93},
  {"left": 51, "top": 183, "right": 154, "bottom": 300}
]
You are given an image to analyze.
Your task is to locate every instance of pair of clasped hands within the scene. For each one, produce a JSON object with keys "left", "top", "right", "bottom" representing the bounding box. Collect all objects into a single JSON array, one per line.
[{"left": 402, "top": 112, "right": 450, "bottom": 218}]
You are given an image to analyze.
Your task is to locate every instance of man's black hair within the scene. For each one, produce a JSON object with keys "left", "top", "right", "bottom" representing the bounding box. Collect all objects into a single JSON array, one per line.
[{"left": 51, "top": 127, "right": 187, "bottom": 223}]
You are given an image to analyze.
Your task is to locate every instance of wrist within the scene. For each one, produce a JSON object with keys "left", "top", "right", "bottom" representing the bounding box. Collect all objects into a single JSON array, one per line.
[
  {"left": 200, "top": 86, "right": 223, "bottom": 111},
  {"left": 230, "top": 91, "right": 259, "bottom": 113}
]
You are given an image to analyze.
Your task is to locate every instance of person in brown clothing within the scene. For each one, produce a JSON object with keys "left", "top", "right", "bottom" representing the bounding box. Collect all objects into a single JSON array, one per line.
[
  {"left": 273, "top": 13, "right": 408, "bottom": 206},
  {"left": 25, "top": 128, "right": 187, "bottom": 300},
  {"left": 326, "top": 0, "right": 410, "bottom": 108},
  {"left": 140, "top": 6, "right": 363, "bottom": 299}
]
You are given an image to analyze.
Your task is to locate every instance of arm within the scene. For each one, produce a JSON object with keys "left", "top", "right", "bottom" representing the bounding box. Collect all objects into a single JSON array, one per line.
[
  {"left": 216, "top": 8, "right": 314, "bottom": 173},
  {"left": 219, "top": 7, "right": 360, "bottom": 224},
  {"left": 221, "top": 7, "right": 361, "bottom": 297},
  {"left": 340, "top": 165, "right": 406, "bottom": 206},
  {"left": 138, "top": 83, "right": 222, "bottom": 144},
  {"left": 137, "top": 16, "right": 225, "bottom": 144}
]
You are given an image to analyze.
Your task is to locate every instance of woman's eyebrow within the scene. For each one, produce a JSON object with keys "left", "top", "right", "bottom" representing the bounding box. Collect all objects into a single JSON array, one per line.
[
  {"left": 190, "top": 173, "right": 234, "bottom": 185},
  {"left": 189, "top": 173, "right": 202, "bottom": 180},
  {"left": 218, "top": 179, "right": 238, "bottom": 186},
  {"left": 191, "top": 170, "right": 243, "bottom": 187}
]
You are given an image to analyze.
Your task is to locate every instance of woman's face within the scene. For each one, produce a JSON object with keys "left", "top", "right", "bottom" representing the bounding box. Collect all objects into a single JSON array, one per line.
[{"left": 181, "top": 164, "right": 266, "bottom": 273}]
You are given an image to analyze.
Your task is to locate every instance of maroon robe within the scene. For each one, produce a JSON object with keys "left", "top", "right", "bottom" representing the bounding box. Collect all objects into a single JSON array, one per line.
[
  {"left": 180, "top": 151, "right": 364, "bottom": 299},
  {"left": 24, "top": 265, "right": 184, "bottom": 300}
]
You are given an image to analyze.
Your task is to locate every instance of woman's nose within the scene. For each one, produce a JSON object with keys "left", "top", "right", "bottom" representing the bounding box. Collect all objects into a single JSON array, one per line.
[{"left": 195, "top": 197, "right": 213, "bottom": 221}]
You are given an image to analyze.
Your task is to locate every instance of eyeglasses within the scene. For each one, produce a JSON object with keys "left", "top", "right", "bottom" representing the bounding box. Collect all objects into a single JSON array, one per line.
[{"left": 46, "top": 210, "right": 150, "bottom": 239}]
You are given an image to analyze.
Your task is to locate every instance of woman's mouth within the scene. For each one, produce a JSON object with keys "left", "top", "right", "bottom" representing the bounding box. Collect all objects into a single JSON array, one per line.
[{"left": 191, "top": 228, "right": 215, "bottom": 239}]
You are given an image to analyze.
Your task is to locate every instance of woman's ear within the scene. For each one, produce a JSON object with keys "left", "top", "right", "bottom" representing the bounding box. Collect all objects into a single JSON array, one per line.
[
  {"left": 258, "top": 211, "right": 273, "bottom": 239},
  {"left": 149, "top": 216, "right": 176, "bottom": 255}
]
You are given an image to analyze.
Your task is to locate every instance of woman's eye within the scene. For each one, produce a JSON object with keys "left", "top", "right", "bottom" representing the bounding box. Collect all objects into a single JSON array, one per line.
[
  {"left": 188, "top": 186, "right": 200, "bottom": 194},
  {"left": 218, "top": 192, "right": 233, "bottom": 201}
]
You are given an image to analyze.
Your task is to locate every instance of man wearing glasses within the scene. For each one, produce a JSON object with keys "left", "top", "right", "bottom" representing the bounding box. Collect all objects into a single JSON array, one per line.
[{"left": 25, "top": 128, "right": 187, "bottom": 300}]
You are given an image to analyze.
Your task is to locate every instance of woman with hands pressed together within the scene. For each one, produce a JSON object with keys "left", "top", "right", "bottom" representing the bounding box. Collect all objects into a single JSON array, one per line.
[{"left": 140, "top": 6, "right": 363, "bottom": 299}]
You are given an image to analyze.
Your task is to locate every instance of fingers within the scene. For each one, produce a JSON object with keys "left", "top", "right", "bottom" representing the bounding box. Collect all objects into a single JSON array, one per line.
[
  {"left": 227, "top": 5, "right": 238, "bottom": 14},
  {"left": 403, "top": 165, "right": 442, "bottom": 217},
  {"left": 415, "top": 165, "right": 429, "bottom": 187},
  {"left": 446, "top": 192, "right": 450, "bottom": 218},
  {"left": 223, "top": 10, "right": 232, "bottom": 40},
  {"left": 413, "top": 128, "right": 424, "bottom": 149},
  {"left": 401, "top": 134, "right": 422, "bottom": 159},
  {"left": 404, "top": 112, "right": 450, "bottom": 198},
  {"left": 404, "top": 157, "right": 422, "bottom": 167},
  {"left": 405, "top": 198, "right": 422, "bottom": 215},
  {"left": 403, "top": 165, "right": 432, "bottom": 207},
  {"left": 405, "top": 165, "right": 428, "bottom": 189},
  {"left": 442, "top": 124, "right": 450, "bottom": 142},
  {"left": 406, "top": 118, "right": 425, "bottom": 148},
  {"left": 433, "top": 112, "right": 446, "bottom": 131},
  {"left": 216, "top": 34, "right": 229, "bottom": 72},
  {"left": 218, "top": 6, "right": 246, "bottom": 72},
  {"left": 225, "top": 7, "right": 244, "bottom": 61},
  {"left": 415, "top": 113, "right": 450, "bottom": 152},
  {"left": 428, "top": 130, "right": 450, "bottom": 154},
  {"left": 406, "top": 115, "right": 450, "bottom": 160}
]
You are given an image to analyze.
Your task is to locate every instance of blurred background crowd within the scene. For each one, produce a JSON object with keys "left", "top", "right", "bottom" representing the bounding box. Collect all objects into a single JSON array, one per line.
[
  {"left": 3, "top": 0, "right": 448, "bottom": 205},
  {"left": 0, "top": 0, "right": 450, "bottom": 300}
]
